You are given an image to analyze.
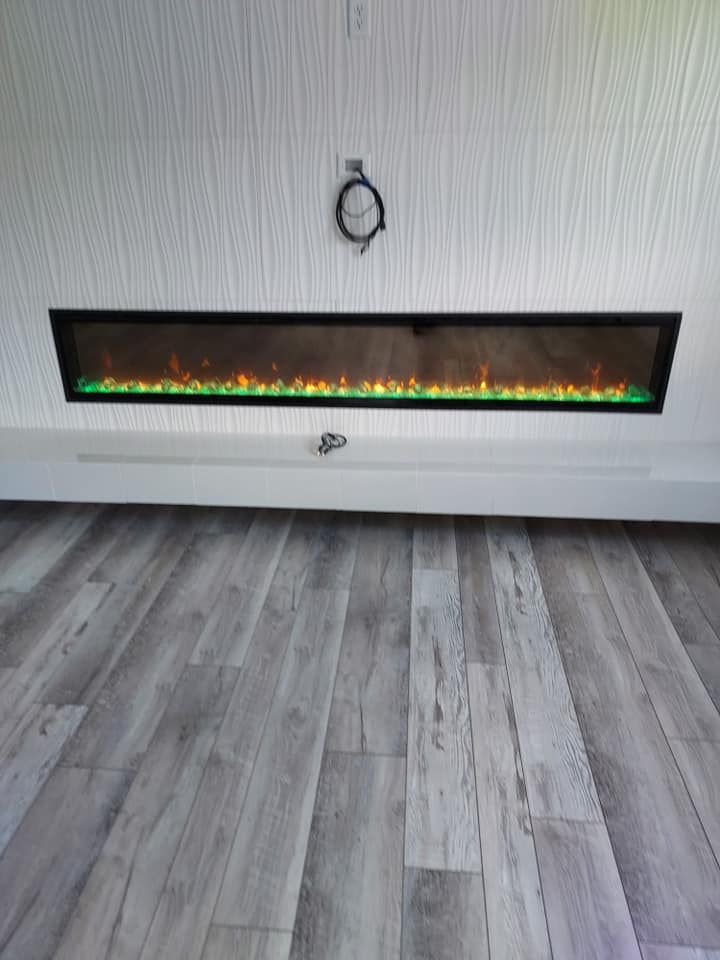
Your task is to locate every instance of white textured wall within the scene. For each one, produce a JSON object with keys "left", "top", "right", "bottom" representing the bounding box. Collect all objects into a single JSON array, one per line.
[{"left": 1, "top": 0, "right": 719, "bottom": 441}]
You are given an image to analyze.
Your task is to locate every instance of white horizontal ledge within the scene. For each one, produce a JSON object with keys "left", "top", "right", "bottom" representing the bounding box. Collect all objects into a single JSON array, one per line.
[{"left": 0, "top": 429, "right": 718, "bottom": 521}]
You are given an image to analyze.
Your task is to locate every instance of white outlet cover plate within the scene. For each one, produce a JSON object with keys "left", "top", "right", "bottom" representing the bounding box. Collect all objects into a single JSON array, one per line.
[{"left": 336, "top": 152, "right": 371, "bottom": 179}]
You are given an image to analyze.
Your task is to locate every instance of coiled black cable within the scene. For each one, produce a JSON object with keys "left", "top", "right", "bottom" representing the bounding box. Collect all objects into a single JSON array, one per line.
[
  {"left": 316, "top": 432, "right": 347, "bottom": 457},
  {"left": 335, "top": 172, "right": 386, "bottom": 254}
]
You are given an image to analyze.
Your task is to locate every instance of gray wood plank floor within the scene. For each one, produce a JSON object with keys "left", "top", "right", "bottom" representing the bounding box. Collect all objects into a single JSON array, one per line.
[{"left": 0, "top": 503, "right": 719, "bottom": 959}]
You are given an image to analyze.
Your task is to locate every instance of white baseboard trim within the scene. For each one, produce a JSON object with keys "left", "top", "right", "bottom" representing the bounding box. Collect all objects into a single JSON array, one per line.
[{"left": 1, "top": 429, "right": 718, "bottom": 521}]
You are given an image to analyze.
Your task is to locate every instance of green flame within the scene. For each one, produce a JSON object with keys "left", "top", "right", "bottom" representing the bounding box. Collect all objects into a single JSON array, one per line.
[{"left": 74, "top": 377, "right": 654, "bottom": 404}]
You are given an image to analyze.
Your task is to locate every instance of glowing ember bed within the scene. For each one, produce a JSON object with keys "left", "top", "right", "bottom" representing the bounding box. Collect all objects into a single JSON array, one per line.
[{"left": 50, "top": 311, "right": 680, "bottom": 412}]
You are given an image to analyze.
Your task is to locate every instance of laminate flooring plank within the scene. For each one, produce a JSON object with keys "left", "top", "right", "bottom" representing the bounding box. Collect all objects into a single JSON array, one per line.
[
  {"left": 528, "top": 518, "right": 607, "bottom": 596},
  {"left": 210, "top": 588, "right": 350, "bottom": 934},
  {"left": 0, "top": 592, "right": 16, "bottom": 628},
  {"left": 543, "top": 587, "right": 720, "bottom": 945},
  {"left": 326, "top": 516, "right": 412, "bottom": 755},
  {"left": 0, "top": 502, "right": 100, "bottom": 593},
  {"left": 0, "top": 580, "right": 112, "bottom": 746},
  {"left": 626, "top": 523, "right": 720, "bottom": 648},
  {"left": 486, "top": 519, "right": 602, "bottom": 822},
  {"left": 641, "top": 947, "right": 720, "bottom": 959},
  {"left": 413, "top": 515, "right": 458, "bottom": 570},
  {"left": 0, "top": 667, "right": 13, "bottom": 693},
  {"left": 54, "top": 666, "right": 237, "bottom": 960},
  {"left": 455, "top": 518, "right": 503, "bottom": 664},
  {"left": 202, "top": 928, "right": 292, "bottom": 960},
  {"left": 534, "top": 818, "right": 641, "bottom": 960},
  {"left": 467, "top": 664, "right": 552, "bottom": 960},
  {"left": 134, "top": 521, "right": 331, "bottom": 960},
  {"left": 586, "top": 522, "right": 720, "bottom": 740},
  {"left": 0, "top": 765, "right": 132, "bottom": 960},
  {"left": 183, "top": 505, "right": 254, "bottom": 534},
  {"left": 0, "top": 516, "right": 23, "bottom": 553},
  {"left": 290, "top": 753, "right": 404, "bottom": 960},
  {"left": 669, "top": 738, "right": 720, "bottom": 864},
  {"left": 0, "top": 702, "right": 86, "bottom": 855},
  {"left": 190, "top": 510, "right": 293, "bottom": 666},
  {"left": 89, "top": 505, "right": 197, "bottom": 585},
  {"left": 304, "top": 513, "right": 360, "bottom": 589},
  {"left": 686, "top": 644, "right": 720, "bottom": 712},
  {"left": 402, "top": 869, "right": 488, "bottom": 960},
  {"left": 0, "top": 506, "right": 136, "bottom": 666},
  {"left": 659, "top": 524, "right": 720, "bottom": 638},
  {"left": 406, "top": 569, "right": 482, "bottom": 872},
  {"left": 63, "top": 532, "right": 239, "bottom": 770},
  {"left": 40, "top": 532, "right": 190, "bottom": 707}
]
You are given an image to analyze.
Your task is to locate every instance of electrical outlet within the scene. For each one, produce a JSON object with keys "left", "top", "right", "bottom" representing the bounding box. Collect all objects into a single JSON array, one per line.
[
  {"left": 347, "top": 0, "right": 370, "bottom": 37},
  {"left": 336, "top": 152, "right": 370, "bottom": 179}
]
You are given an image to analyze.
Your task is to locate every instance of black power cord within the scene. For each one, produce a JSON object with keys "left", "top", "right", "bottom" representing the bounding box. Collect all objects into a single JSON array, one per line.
[
  {"left": 335, "top": 172, "right": 386, "bottom": 254},
  {"left": 316, "top": 432, "right": 347, "bottom": 457}
]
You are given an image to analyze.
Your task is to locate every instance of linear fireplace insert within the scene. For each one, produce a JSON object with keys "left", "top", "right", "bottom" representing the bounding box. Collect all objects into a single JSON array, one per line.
[{"left": 50, "top": 311, "right": 680, "bottom": 412}]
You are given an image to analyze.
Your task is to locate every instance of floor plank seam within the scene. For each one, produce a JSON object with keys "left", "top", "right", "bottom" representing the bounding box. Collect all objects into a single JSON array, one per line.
[
  {"left": 324, "top": 747, "right": 404, "bottom": 759},
  {"left": 204, "top": 569, "right": 343, "bottom": 954},
  {"left": 666, "top": 746, "right": 720, "bottom": 879},
  {"left": 57, "top": 761, "right": 138, "bottom": 775},
  {"left": 601, "top": 528, "right": 720, "bottom": 882},
  {"left": 127, "top": 639, "right": 247, "bottom": 960},
  {"left": 456, "top": 520, "right": 493, "bottom": 960},
  {"left": 530, "top": 521, "right": 644, "bottom": 958},
  {"left": 484, "top": 519, "right": 557, "bottom": 960}
]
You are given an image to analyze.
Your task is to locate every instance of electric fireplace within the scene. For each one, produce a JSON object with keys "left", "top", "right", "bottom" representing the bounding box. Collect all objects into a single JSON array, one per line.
[{"left": 51, "top": 311, "right": 680, "bottom": 412}]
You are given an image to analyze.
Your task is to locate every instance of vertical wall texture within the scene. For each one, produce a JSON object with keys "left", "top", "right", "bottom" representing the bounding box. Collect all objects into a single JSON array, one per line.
[{"left": 0, "top": 0, "right": 719, "bottom": 440}]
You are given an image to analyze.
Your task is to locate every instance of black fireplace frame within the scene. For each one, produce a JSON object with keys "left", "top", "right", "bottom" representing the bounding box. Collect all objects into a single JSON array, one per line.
[{"left": 50, "top": 309, "right": 681, "bottom": 413}]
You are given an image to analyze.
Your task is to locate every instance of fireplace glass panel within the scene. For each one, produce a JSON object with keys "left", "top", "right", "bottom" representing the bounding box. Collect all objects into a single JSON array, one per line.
[{"left": 51, "top": 312, "right": 680, "bottom": 411}]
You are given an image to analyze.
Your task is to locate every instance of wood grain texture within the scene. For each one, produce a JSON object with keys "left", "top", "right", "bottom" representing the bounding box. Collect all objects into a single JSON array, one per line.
[
  {"left": 290, "top": 752, "right": 404, "bottom": 960},
  {"left": 0, "top": 701, "right": 86, "bottom": 854},
  {"left": 0, "top": 502, "right": 99, "bottom": 592},
  {"left": 406, "top": 569, "right": 481, "bottom": 872},
  {"left": 640, "top": 946, "right": 720, "bottom": 960},
  {"left": 534, "top": 818, "right": 641, "bottom": 960},
  {"left": 63, "top": 532, "right": 238, "bottom": 770},
  {"left": 544, "top": 587, "right": 720, "bottom": 946},
  {"left": 326, "top": 516, "right": 412, "bottom": 755},
  {"left": 467, "top": 663, "right": 552, "bottom": 960},
  {"left": 190, "top": 510, "right": 293, "bottom": 666},
  {"left": 134, "top": 516, "right": 326, "bottom": 960},
  {"left": 0, "top": 506, "right": 132, "bottom": 666},
  {"left": 587, "top": 522, "right": 720, "bottom": 740},
  {"left": 659, "top": 524, "right": 720, "bottom": 638},
  {"left": 528, "top": 518, "right": 606, "bottom": 596},
  {"left": 669, "top": 738, "right": 720, "bottom": 865},
  {"left": 89, "top": 505, "right": 195, "bottom": 585},
  {"left": 40, "top": 533, "right": 189, "bottom": 707},
  {"left": 0, "top": 666, "right": 14, "bottom": 693},
  {"left": 455, "top": 517, "right": 503, "bottom": 664},
  {"left": 0, "top": 765, "right": 132, "bottom": 960},
  {"left": 202, "top": 928, "right": 291, "bottom": 960},
  {"left": 304, "top": 515, "right": 360, "bottom": 589},
  {"left": 0, "top": 580, "right": 112, "bottom": 746},
  {"left": 402, "top": 868, "right": 489, "bottom": 960},
  {"left": 686, "top": 643, "right": 720, "bottom": 712},
  {"left": 486, "top": 518, "right": 602, "bottom": 822},
  {"left": 54, "top": 667, "right": 237, "bottom": 960},
  {"left": 211, "top": 588, "right": 350, "bottom": 933},
  {"left": 627, "top": 523, "right": 720, "bottom": 648},
  {"left": 413, "top": 516, "right": 458, "bottom": 570}
]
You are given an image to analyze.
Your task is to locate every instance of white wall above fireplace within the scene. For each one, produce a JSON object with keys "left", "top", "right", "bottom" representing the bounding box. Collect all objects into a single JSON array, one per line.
[{"left": 1, "top": 0, "right": 719, "bottom": 448}]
